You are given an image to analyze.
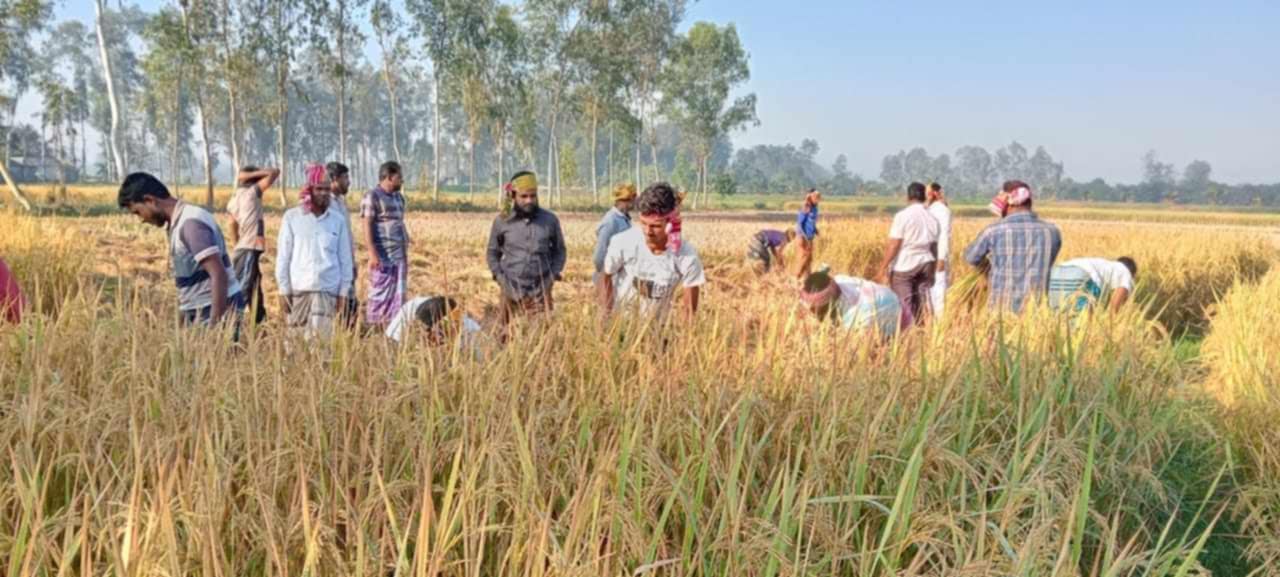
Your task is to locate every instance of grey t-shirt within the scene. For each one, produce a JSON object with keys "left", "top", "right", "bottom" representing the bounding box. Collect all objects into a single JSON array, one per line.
[{"left": 170, "top": 202, "right": 243, "bottom": 311}]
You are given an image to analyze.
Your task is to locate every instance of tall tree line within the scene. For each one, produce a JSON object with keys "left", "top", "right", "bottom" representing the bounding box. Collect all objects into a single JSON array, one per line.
[{"left": 0, "top": 0, "right": 758, "bottom": 212}]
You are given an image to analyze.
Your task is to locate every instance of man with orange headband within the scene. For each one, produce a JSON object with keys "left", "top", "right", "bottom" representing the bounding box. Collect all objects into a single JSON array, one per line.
[
  {"left": 593, "top": 183, "right": 637, "bottom": 285},
  {"left": 795, "top": 188, "right": 820, "bottom": 279},
  {"left": 599, "top": 182, "right": 706, "bottom": 319},
  {"left": 486, "top": 171, "right": 566, "bottom": 326}
]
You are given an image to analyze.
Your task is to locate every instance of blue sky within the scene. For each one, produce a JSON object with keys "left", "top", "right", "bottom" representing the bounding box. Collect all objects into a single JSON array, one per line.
[{"left": 32, "top": 0, "right": 1280, "bottom": 183}]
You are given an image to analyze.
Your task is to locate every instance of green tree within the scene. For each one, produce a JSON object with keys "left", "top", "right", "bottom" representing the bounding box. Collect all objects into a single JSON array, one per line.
[
  {"left": 0, "top": 0, "right": 52, "bottom": 209},
  {"left": 660, "top": 21, "right": 757, "bottom": 208}
]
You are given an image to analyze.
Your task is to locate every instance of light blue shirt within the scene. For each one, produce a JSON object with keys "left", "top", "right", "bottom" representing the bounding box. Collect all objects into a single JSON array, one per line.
[
  {"left": 593, "top": 207, "right": 631, "bottom": 273},
  {"left": 276, "top": 205, "right": 355, "bottom": 298}
]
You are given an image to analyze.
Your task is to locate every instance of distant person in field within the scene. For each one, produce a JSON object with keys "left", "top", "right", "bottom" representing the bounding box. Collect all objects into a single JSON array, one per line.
[
  {"left": 118, "top": 172, "right": 245, "bottom": 332},
  {"left": 593, "top": 183, "right": 637, "bottom": 285},
  {"left": 798, "top": 266, "right": 902, "bottom": 339},
  {"left": 275, "top": 164, "right": 354, "bottom": 339},
  {"left": 0, "top": 256, "right": 26, "bottom": 324},
  {"left": 877, "top": 182, "right": 939, "bottom": 327},
  {"left": 362, "top": 161, "right": 409, "bottom": 327},
  {"left": 327, "top": 161, "right": 359, "bottom": 324},
  {"left": 384, "top": 296, "right": 486, "bottom": 358},
  {"left": 486, "top": 171, "right": 566, "bottom": 328},
  {"left": 964, "top": 180, "right": 1063, "bottom": 313},
  {"left": 927, "top": 182, "right": 953, "bottom": 319},
  {"left": 795, "top": 188, "right": 821, "bottom": 279},
  {"left": 600, "top": 182, "right": 706, "bottom": 319},
  {"left": 226, "top": 165, "right": 279, "bottom": 325},
  {"left": 1049, "top": 257, "right": 1137, "bottom": 313},
  {"left": 746, "top": 228, "right": 796, "bottom": 275}
]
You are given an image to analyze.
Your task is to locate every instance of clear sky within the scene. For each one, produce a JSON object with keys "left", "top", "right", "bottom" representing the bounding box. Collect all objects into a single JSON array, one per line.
[{"left": 28, "top": 0, "right": 1280, "bottom": 183}]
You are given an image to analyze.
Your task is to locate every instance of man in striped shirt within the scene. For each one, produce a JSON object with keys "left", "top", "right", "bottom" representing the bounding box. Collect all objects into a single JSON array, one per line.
[{"left": 963, "top": 180, "right": 1062, "bottom": 314}]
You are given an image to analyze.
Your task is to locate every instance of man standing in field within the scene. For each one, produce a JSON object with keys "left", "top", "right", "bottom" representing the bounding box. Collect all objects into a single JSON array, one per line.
[
  {"left": 593, "top": 183, "right": 637, "bottom": 286},
  {"left": 226, "top": 165, "right": 279, "bottom": 325},
  {"left": 877, "top": 182, "right": 939, "bottom": 327},
  {"left": 795, "top": 188, "right": 820, "bottom": 280},
  {"left": 276, "top": 164, "right": 354, "bottom": 339},
  {"left": 599, "top": 182, "right": 706, "bottom": 320},
  {"left": 361, "top": 161, "right": 409, "bottom": 327},
  {"left": 486, "top": 171, "right": 566, "bottom": 327},
  {"left": 327, "top": 162, "right": 359, "bottom": 324},
  {"left": 1049, "top": 256, "right": 1137, "bottom": 312},
  {"left": 963, "top": 180, "right": 1062, "bottom": 313},
  {"left": 118, "top": 172, "right": 245, "bottom": 331},
  {"left": 927, "top": 182, "right": 953, "bottom": 319}
]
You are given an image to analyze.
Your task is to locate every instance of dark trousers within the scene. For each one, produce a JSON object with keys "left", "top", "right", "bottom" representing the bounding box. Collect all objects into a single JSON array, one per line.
[
  {"left": 232, "top": 250, "right": 268, "bottom": 325},
  {"left": 890, "top": 262, "right": 936, "bottom": 327}
]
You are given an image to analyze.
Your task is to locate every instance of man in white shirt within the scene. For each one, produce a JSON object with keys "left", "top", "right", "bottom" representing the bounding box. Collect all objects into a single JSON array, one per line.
[
  {"left": 385, "top": 296, "right": 486, "bottom": 356},
  {"left": 327, "top": 162, "right": 360, "bottom": 325},
  {"left": 926, "top": 182, "right": 952, "bottom": 319},
  {"left": 1050, "top": 257, "right": 1137, "bottom": 312},
  {"left": 876, "top": 182, "right": 940, "bottom": 327},
  {"left": 599, "top": 182, "right": 707, "bottom": 320},
  {"left": 276, "top": 165, "right": 355, "bottom": 338}
]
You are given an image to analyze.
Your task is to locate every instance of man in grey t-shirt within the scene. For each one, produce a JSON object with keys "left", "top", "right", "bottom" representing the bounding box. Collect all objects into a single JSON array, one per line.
[
  {"left": 227, "top": 165, "right": 279, "bottom": 324},
  {"left": 119, "top": 172, "right": 245, "bottom": 337}
]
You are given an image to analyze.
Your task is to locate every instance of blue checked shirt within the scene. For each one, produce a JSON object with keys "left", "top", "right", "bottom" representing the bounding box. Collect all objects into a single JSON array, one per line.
[{"left": 963, "top": 212, "right": 1062, "bottom": 313}]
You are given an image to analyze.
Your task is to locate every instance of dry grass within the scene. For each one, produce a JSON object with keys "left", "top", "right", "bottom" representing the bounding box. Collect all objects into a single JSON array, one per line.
[{"left": 1, "top": 205, "right": 1277, "bottom": 575}]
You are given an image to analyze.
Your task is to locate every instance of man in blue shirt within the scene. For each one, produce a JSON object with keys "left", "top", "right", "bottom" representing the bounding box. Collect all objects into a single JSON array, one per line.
[
  {"left": 593, "top": 183, "right": 636, "bottom": 285},
  {"left": 795, "top": 188, "right": 820, "bottom": 280},
  {"left": 963, "top": 181, "right": 1063, "bottom": 313}
]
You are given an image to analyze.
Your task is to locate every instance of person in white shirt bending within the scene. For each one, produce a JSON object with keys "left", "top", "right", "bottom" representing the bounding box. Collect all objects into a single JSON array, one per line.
[
  {"left": 876, "top": 182, "right": 940, "bottom": 327},
  {"left": 1049, "top": 257, "right": 1137, "bottom": 313},
  {"left": 926, "top": 182, "right": 952, "bottom": 320},
  {"left": 276, "top": 163, "right": 355, "bottom": 339}
]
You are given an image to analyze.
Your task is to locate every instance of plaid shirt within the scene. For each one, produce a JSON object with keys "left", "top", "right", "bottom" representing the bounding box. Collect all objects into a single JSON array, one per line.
[{"left": 963, "top": 212, "right": 1062, "bottom": 313}]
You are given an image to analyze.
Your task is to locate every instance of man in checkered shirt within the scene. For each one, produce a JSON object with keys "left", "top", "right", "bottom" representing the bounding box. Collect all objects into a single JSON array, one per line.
[{"left": 963, "top": 180, "right": 1062, "bottom": 313}]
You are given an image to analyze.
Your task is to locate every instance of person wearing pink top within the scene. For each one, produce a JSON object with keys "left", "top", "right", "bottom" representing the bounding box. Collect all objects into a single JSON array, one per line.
[{"left": 0, "top": 257, "right": 27, "bottom": 324}]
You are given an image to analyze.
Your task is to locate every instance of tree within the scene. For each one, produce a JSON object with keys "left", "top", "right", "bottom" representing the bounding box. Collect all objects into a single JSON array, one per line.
[
  {"left": 485, "top": 5, "right": 529, "bottom": 206},
  {"left": 0, "top": 0, "right": 52, "bottom": 209},
  {"left": 93, "top": 0, "right": 127, "bottom": 181},
  {"left": 954, "top": 145, "right": 994, "bottom": 194},
  {"left": 879, "top": 152, "right": 905, "bottom": 188},
  {"left": 1027, "top": 146, "right": 1063, "bottom": 197},
  {"left": 311, "top": 0, "right": 368, "bottom": 166},
  {"left": 370, "top": 0, "right": 406, "bottom": 164},
  {"left": 661, "top": 22, "right": 757, "bottom": 208},
  {"left": 829, "top": 154, "right": 857, "bottom": 195},
  {"left": 142, "top": 8, "right": 196, "bottom": 196},
  {"left": 1181, "top": 160, "right": 1212, "bottom": 195},
  {"left": 1140, "top": 150, "right": 1175, "bottom": 203},
  {"left": 178, "top": 0, "right": 221, "bottom": 207},
  {"left": 616, "top": 0, "right": 687, "bottom": 185},
  {"left": 571, "top": 0, "right": 629, "bottom": 204},
  {"left": 265, "top": 0, "right": 298, "bottom": 204}
]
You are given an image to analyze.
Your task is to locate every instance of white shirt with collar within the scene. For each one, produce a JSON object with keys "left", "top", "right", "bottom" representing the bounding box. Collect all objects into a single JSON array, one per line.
[{"left": 276, "top": 205, "right": 355, "bottom": 298}]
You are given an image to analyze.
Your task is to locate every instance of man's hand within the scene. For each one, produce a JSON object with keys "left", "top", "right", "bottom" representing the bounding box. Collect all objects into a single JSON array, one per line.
[
  {"left": 337, "top": 297, "right": 348, "bottom": 316},
  {"left": 936, "top": 260, "right": 948, "bottom": 273},
  {"left": 368, "top": 256, "right": 383, "bottom": 272},
  {"left": 280, "top": 296, "right": 292, "bottom": 316}
]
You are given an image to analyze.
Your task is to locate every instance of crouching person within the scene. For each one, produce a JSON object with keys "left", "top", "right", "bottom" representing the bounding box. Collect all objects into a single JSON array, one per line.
[
  {"left": 798, "top": 266, "right": 902, "bottom": 339},
  {"left": 276, "top": 164, "right": 354, "bottom": 339}
]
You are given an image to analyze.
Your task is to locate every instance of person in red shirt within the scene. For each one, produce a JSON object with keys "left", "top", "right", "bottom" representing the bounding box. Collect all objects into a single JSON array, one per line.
[{"left": 0, "top": 256, "right": 26, "bottom": 324}]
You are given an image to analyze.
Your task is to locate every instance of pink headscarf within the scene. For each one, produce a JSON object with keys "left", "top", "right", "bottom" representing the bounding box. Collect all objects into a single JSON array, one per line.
[
  {"left": 300, "top": 163, "right": 328, "bottom": 213},
  {"left": 1007, "top": 185, "right": 1033, "bottom": 206}
]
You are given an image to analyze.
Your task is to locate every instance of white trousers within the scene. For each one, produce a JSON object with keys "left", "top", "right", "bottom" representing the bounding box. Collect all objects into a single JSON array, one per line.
[{"left": 930, "top": 269, "right": 948, "bottom": 320}]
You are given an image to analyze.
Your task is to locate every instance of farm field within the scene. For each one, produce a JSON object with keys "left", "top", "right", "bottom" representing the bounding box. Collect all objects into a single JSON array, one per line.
[{"left": 2, "top": 188, "right": 1279, "bottom": 575}]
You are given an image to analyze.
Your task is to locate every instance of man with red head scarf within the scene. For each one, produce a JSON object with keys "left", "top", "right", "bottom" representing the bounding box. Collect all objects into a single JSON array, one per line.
[
  {"left": 964, "top": 180, "right": 1062, "bottom": 313},
  {"left": 599, "top": 182, "right": 706, "bottom": 320},
  {"left": 276, "top": 163, "right": 354, "bottom": 338}
]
